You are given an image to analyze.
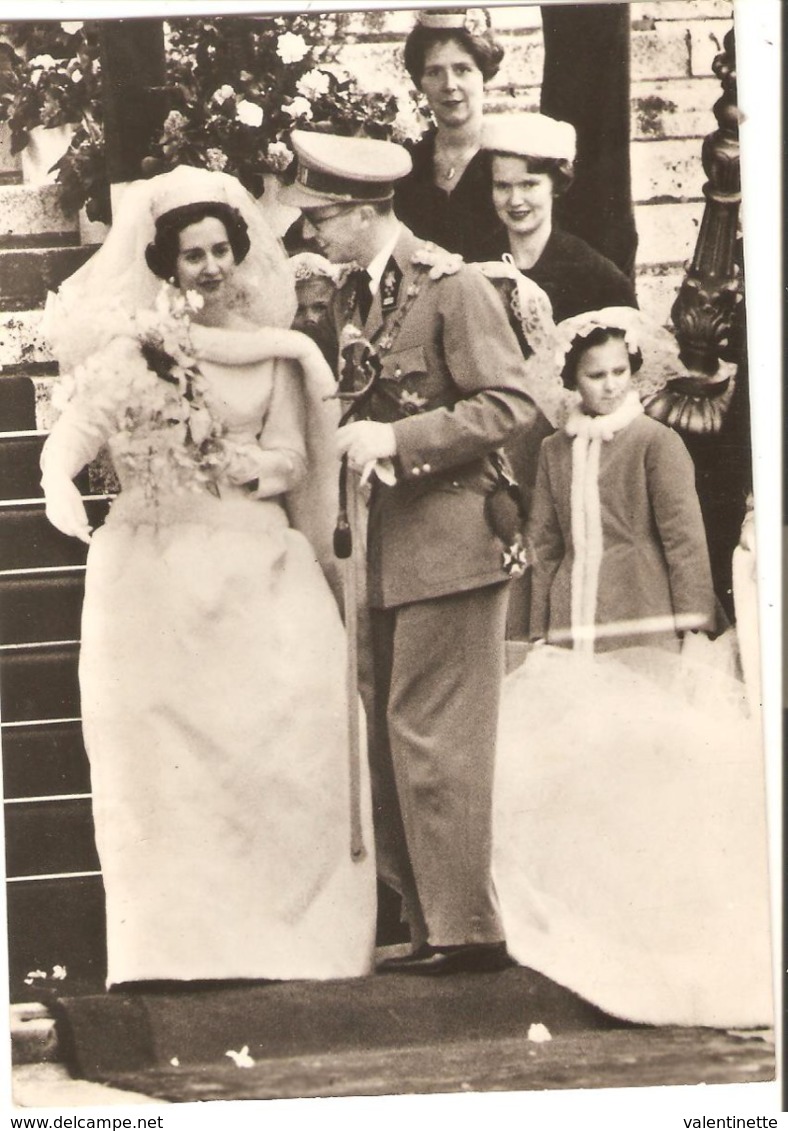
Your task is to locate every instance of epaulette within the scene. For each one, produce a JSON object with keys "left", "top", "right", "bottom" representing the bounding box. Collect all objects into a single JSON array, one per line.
[{"left": 411, "top": 242, "right": 464, "bottom": 280}]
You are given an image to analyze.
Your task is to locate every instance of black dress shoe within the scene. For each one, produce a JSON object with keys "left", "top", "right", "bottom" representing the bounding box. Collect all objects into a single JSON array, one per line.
[{"left": 377, "top": 941, "right": 516, "bottom": 976}]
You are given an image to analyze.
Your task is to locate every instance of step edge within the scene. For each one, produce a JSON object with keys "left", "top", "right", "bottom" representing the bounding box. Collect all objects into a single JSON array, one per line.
[
  {"left": 3, "top": 717, "right": 82, "bottom": 729},
  {"left": 6, "top": 869, "right": 101, "bottom": 884},
  {"left": 0, "top": 565, "right": 86, "bottom": 578},
  {"left": 0, "top": 638, "right": 81, "bottom": 651},
  {"left": 5, "top": 792, "right": 92, "bottom": 805}
]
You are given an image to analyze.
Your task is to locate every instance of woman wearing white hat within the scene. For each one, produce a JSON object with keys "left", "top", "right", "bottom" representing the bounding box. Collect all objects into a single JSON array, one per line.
[
  {"left": 394, "top": 8, "right": 505, "bottom": 261},
  {"left": 478, "top": 111, "right": 637, "bottom": 323},
  {"left": 474, "top": 111, "right": 639, "bottom": 638}
]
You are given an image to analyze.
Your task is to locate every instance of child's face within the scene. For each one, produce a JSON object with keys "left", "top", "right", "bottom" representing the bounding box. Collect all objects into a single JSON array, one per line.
[
  {"left": 294, "top": 277, "right": 333, "bottom": 329},
  {"left": 574, "top": 337, "right": 632, "bottom": 416}
]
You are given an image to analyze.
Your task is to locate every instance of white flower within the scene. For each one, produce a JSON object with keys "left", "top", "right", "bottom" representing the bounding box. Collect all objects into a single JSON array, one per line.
[
  {"left": 283, "top": 96, "right": 312, "bottom": 121},
  {"left": 235, "top": 99, "right": 264, "bottom": 128},
  {"left": 393, "top": 101, "right": 427, "bottom": 145},
  {"left": 70, "top": 68, "right": 83, "bottom": 84},
  {"left": 527, "top": 1022, "right": 552, "bottom": 1044},
  {"left": 163, "top": 110, "right": 188, "bottom": 134},
  {"left": 51, "top": 965, "right": 67, "bottom": 980},
  {"left": 276, "top": 32, "right": 308, "bottom": 65},
  {"left": 212, "top": 84, "right": 236, "bottom": 105},
  {"left": 296, "top": 68, "right": 330, "bottom": 100},
  {"left": 265, "top": 141, "right": 293, "bottom": 174},
  {"left": 205, "top": 148, "right": 228, "bottom": 172},
  {"left": 29, "top": 55, "right": 57, "bottom": 71},
  {"left": 465, "top": 9, "right": 488, "bottom": 36},
  {"left": 24, "top": 970, "right": 47, "bottom": 985},
  {"left": 60, "top": 21, "right": 84, "bottom": 35},
  {"left": 188, "top": 404, "right": 214, "bottom": 446},
  {"left": 225, "top": 1045, "right": 255, "bottom": 1068},
  {"left": 184, "top": 290, "right": 204, "bottom": 313}
]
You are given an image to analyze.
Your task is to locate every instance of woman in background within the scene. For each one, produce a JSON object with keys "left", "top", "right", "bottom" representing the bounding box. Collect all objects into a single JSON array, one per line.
[
  {"left": 476, "top": 111, "right": 636, "bottom": 322},
  {"left": 394, "top": 7, "right": 504, "bottom": 260},
  {"left": 474, "top": 112, "right": 638, "bottom": 636}
]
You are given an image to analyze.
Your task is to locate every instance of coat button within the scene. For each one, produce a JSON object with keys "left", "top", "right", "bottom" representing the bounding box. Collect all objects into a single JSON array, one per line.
[
  {"left": 422, "top": 463, "right": 431, "bottom": 473},
  {"left": 411, "top": 467, "right": 421, "bottom": 476}
]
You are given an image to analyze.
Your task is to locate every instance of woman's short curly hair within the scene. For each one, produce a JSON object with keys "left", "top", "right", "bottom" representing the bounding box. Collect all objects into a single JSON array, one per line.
[
  {"left": 561, "top": 326, "right": 643, "bottom": 389},
  {"left": 145, "top": 201, "right": 251, "bottom": 281},
  {"left": 404, "top": 24, "right": 504, "bottom": 88}
]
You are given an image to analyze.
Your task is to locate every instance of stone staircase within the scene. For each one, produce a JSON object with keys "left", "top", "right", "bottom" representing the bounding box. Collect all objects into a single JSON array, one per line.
[
  {"left": 0, "top": 2, "right": 736, "bottom": 1009},
  {"left": 0, "top": 133, "right": 109, "bottom": 1003}
]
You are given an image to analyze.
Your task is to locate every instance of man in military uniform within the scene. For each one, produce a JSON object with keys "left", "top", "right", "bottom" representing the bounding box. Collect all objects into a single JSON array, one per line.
[{"left": 282, "top": 131, "right": 541, "bottom": 973}]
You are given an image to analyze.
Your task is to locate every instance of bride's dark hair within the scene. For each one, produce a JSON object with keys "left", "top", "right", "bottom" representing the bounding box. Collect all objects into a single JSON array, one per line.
[{"left": 145, "top": 201, "right": 251, "bottom": 280}]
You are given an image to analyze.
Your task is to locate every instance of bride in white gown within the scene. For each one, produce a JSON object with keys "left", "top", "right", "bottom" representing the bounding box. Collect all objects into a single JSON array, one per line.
[{"left": 40, "top": 166, "right": 375, "bottom": 987}]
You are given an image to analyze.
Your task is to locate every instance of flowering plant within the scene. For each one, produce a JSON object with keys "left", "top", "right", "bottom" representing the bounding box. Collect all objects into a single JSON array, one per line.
[
  {"left": 1, "top": 16, "right": 427, "bottom": 223},
  {"left": 0, "top": 21, "right": 102, "bottom": 154},
  {"left": 144, "top": 16, "right": 412, "bottom": 198}
]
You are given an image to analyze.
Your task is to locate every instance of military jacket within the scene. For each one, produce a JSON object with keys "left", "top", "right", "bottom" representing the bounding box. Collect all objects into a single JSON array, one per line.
[{"left": 333, "top": 226, "right": 539, "bottom": 609}]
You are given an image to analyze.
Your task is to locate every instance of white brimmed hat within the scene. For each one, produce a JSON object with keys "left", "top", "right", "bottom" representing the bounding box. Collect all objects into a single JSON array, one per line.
[
  {"left": 482, "top": 112, "right": 576, "bottom": 162},
  {"left": 280, "top": 131, "right": 412, "bottom": 210}
]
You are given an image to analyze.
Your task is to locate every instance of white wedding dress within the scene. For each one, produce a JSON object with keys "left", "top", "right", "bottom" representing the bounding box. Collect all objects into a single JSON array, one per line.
[
  {"left": 493, "top": 633, "right": 773, "bottom": 1028},
  {"left": 43, "top": 335, "right": 376, "bottom": 986}
]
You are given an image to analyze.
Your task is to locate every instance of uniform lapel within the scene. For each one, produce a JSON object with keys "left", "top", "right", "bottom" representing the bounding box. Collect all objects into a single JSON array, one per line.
[
  {"left": 363, "top": 283, "right": 385, "bottom": 340},
  {"left": 330, "top": 227, "right": 422, "bottom": 351},
  {"left": 365, "top": 227, "right": 421, "bottom": 342}
]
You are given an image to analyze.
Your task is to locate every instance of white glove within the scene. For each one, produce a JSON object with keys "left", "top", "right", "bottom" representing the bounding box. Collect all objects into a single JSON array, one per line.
[
  {"left": 336, "top": 420, "right": 397, "bottom": 470},
  {"left": 223, "top": 444, "right": 298, "bottom": 497},
  {"left": 42, "top": 474, "right": 92, "bottom": 544},
  {"left": 222, "top": 443, "right": 269, "bottom": 487}
]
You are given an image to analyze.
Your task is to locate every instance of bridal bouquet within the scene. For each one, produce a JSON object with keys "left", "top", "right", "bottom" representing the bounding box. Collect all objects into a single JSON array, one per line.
[{"left": 53, "top": 285, "right": 234, "bottom": 499}]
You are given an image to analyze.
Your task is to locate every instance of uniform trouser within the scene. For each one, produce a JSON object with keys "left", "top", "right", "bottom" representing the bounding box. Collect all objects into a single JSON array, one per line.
[{"left": 368, "top": 582, "right": 509, "bottom": 947}]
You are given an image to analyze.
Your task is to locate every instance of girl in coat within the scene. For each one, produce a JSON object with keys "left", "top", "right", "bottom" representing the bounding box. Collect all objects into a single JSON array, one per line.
[
  {"left": 492, "top": 309, "right": 773, "bottom": 1028},
  {"left": 528, "top": 308, "right": 715, "bottom": 652}
]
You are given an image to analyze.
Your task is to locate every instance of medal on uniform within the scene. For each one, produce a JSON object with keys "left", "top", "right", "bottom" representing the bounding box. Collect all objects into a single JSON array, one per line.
[{"left": 380, "top": 260, "right": 402, "bottom": 311}]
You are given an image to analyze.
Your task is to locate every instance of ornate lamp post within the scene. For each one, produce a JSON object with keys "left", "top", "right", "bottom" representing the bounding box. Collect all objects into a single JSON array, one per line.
[{"left": 645, "top": 27, "right": 743, "bottom": 435}]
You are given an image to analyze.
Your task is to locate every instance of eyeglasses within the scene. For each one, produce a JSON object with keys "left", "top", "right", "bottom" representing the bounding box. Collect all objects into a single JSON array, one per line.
[{"left": 305, "top": 205, "right": 358, "bottom": 231}]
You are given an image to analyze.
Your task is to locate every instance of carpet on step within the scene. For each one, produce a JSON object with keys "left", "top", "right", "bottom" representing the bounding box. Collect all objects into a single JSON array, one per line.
[{"left": 51, "top": 966, "right": 627, "bottom": 1092}]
